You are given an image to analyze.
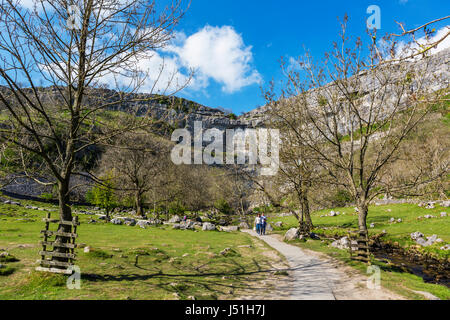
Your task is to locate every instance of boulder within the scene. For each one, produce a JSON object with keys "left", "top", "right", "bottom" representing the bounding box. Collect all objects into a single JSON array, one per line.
[
  {"left": 411, "top": 232, "right": 424, "bottom": 241},
  {"left": 397, "top": 219, "right": 403, "bottom": 223},
  {"left": 123, "top": 218, "right": 136, "bottom": 226},
  {"left": 370, "top": 223, "right": 375, "bottom": 228},
  {"left": 284, "top": 228, "right": 299, "bottom": 241},
  {"left": 440, "top": 244, "right": 450, "bottom": 251},
  {"left": 239, "top": 221, "right": 251, "bottom": 229},
  {"left": 331, "top": 237, "right": 357, "bottom": 250},
  {"left": 168, "top": 215, "right": 181, "bottom": 223},
  {"left": 329, "top": 211, "right": 337, "bottom": 217},
  {"left": 110, "top": 218, "right": 124, "bottom": 225},
  {"left": 136, "top": 220, "right": 151, "bottom": 229},
  {"left": 98, "top": 215, "right": 107, "bottom": 220},
  {"left": 416, "top": 238, "right": 430, "bottom": 247},
  {"left": 265, "top": 223, "right": 273, "bottom": 232},
  {"left": 440, "top": 212, "right": 447, "bottom": 217},
  {"left": 441, "top": 201, "right": 450, "bottom": 208},
  {"left": 172, "top": 224, "right": 181, "bottom": 230},
  {"left": 202, "top": 222, "right": 216, "bottom": 231},
  {"left": 180, "top": 220, "right": 195, "bottom": 230},
  {"left": 220, "top": 226, "right": 239, "bottom": 232}
]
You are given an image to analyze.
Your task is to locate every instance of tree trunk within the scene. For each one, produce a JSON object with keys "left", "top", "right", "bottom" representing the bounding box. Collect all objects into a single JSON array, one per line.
[
  {"left": 298, "top": 186, "right": 313, "bottom": 234},
  {"left": 135, "top": 191, "right": 144, "bottom": 217},
  {"left": 357, "top": 201, "right": 369, "bottom": 234},
  {"left": 53, "top": 179, "right": 73, "bottom": 265}
]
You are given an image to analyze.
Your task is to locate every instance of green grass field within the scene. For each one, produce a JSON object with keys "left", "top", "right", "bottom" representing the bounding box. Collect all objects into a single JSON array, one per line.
[
  {"left": 268, "top": 203, "right": 450, "bottom": 300},
  {"left": 0, "top": 201, "right": 286, "bottom": 300}
]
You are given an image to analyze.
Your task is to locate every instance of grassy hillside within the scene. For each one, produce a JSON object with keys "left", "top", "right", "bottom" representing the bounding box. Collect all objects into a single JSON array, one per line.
[
  {"left": 268, "top": 203, "right": 450, "bottom": 299},
  {"left": 0, "top": 200, "right": 286, "bottom": 300}
]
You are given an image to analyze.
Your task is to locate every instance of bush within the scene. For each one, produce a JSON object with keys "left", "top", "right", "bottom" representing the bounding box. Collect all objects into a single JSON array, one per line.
[
  {"left": 214, "top": 199, "right": 233, "bottom": 215},
  {"left": 329, "top": 189, "right": 353, "bottom": 207}
]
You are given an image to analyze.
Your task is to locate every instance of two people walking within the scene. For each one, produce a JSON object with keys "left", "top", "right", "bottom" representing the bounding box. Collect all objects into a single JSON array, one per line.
[{"left": 254, "top": 213, "right": 267, "bottom": 236}]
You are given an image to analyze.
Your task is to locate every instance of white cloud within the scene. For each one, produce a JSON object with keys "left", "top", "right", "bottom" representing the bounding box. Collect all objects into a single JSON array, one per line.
[
  {"left": 165, "top": 25, "right": 261, "bottom": 93},
  {"left": 99, "top": 25, "right": 261, "bottom": 94}
]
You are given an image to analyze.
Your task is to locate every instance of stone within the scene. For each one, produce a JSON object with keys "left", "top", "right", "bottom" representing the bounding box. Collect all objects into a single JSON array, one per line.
[
  {"left": 265, "top": 223, "right": 273, "bottom": 232},
  {"left": 180, "top": 220, "right": 195, "bottom": 230},
  {"left": 440, "top": 212, "right": 447, "bottom": 217},
  {"left": 169, "top": 215, "right": 181, "bottom": 223},
  {"left": 416, "top": 238, "right": 430, "bottom": 247},
  {"left": 136, "top": 220, "right": 151, "bottom": 229},
  {"left": 410, "top": 232, "right": 424, "bottom": 241},
  {"left": 284, "top": 228, "right": 299, "bottom": 241},
  {"left": 389, "top": 218, "right": 395, "bottom": 223},
  {"left": 220, "top": 226, "right": 239, "bottom": 232},
  {"left": 331, "top": 237, "right": 357, "bottom": 250},
  {"left": 124, "top": 220, "right": 136, "bottom": 226},
  {"left": 274, "top": 221, "right": 283, "bottom": 228},
  {"left": 329, "top": 211, "right": 337, "bottom": 217},
  {"left": 202, "top": 222, "right": 216, "bottom": 231},
  {"left": 370, "top": 223, "right": 375, "bottom": 228},
  {"left": 397, "top": 219, "right": 402, "bottom": 223},
  {"left": 239, "top": 222, "right": 251, "bottom": 229},
  {"left": 84, "top": 246, "right": 91, "bottom": 253},
  {"left": 187, "top": 296, "right": 196, "bottom": 300},
  {"left": 440, "top": 244, "right": 450, "bottom": 251},
  {"left": 425, "top": 202, "right": 436, "bottom": 209},
  {"left": 172, "top": 224, "right": 181, "bottom": 230},
  {"left": 424, "top": 215, "right": 435, "bottom": 219},
  {"left": 441, "top": 201, "right": 450, "bottom": 208},
  {"left": 110, "top": 218, "right": 124, "bottom": 225},
  {"left": 426, "top": 234, "right": 438, "bottom": 244},
  {"left": 98, "top": 215, "right": 107, "bottom": 220}
]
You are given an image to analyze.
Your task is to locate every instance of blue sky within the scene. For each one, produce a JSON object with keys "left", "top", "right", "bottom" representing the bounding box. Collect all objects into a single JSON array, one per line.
[{"left": 167, "top": 0, "right": 450, "bottom": 114}]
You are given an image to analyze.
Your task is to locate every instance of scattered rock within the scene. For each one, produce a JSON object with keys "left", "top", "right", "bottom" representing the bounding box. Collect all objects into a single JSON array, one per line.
[
  {"left": 424, "top": 215, "right": 435, "bottom": 219},
  {"left": 172, "top": 224, "right": 181, "bottom": 230},
  {"left": 440, "top": 212, "right": 447, "bottom": 217},
  {"left": 425, "top": 202, "right": 436, "bottom": 209},
  {"left": 110, "top": 218, "right": 124, "bottom": 225},
  {"left": 331, "top": 237, "right": 357, "bottom": 250},
  {"left": 397, "top": 218, "right": 402, "bottom": 223},
  {"left": 440, "top": 244, "right": 450, "bottom": 251},
  {"left": 84, "top": 246, "right": 91, "bottom": 253},
  {"left": 180, "top": 220, "right": 195, "bottom": 230},
  {"left": 265, "top": 223, "right": 273, "bottom": 232},
  {"left": 202, "top": 222, "right": 216, "bottom": 231},
  {"left": 441, "top": 201, "right": 450, "bottom": 208},
  {"left": 136, "top": 220, "right": 151, "bottom": 229},
  {"left": 220, "top": 226, "right": 239, "bottom": 232},
  {"left": 187, "top": 296, "right": 196, "bottom": 300},
  {"left": 410, "top": 232, "right": 424, "bottom": 241},
  {"left": 168, "top": 215, "right": 181, "bottom": 223},
  {"left": 370, "top": 223, "right": 375, "bottom": 228},
  {"left": 238, "top": 221, "right": 251, "bottom": 229},
  {"left": 284, "top": 228, "right": 299, "bottom": 241}
]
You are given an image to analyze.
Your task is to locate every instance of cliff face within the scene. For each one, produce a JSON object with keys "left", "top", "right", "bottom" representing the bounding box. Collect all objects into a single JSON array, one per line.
[{"left": 1, "top": 47, "right": 447, "bottom": 134}]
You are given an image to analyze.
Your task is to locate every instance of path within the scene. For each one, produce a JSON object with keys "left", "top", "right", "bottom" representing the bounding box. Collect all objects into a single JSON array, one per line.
[{"left": 242, "top": 229, "right": 404, "bottom": 300}]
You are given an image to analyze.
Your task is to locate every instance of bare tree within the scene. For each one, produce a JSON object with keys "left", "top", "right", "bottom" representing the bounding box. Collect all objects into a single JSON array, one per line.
[
  {"left": 277, "top": 16, "right": 448, "bottom": 234},
  {"left": 0, "top": 0, "right": 189, "bottom": 260},
  {"left": 99, "top": 132, "right": 171, "bottom": 217}
]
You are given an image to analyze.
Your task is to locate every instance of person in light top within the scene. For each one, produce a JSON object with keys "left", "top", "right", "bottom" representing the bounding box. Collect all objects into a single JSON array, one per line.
[{"left": 254, "top": 214, "right": 261, "bottom": 235}]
